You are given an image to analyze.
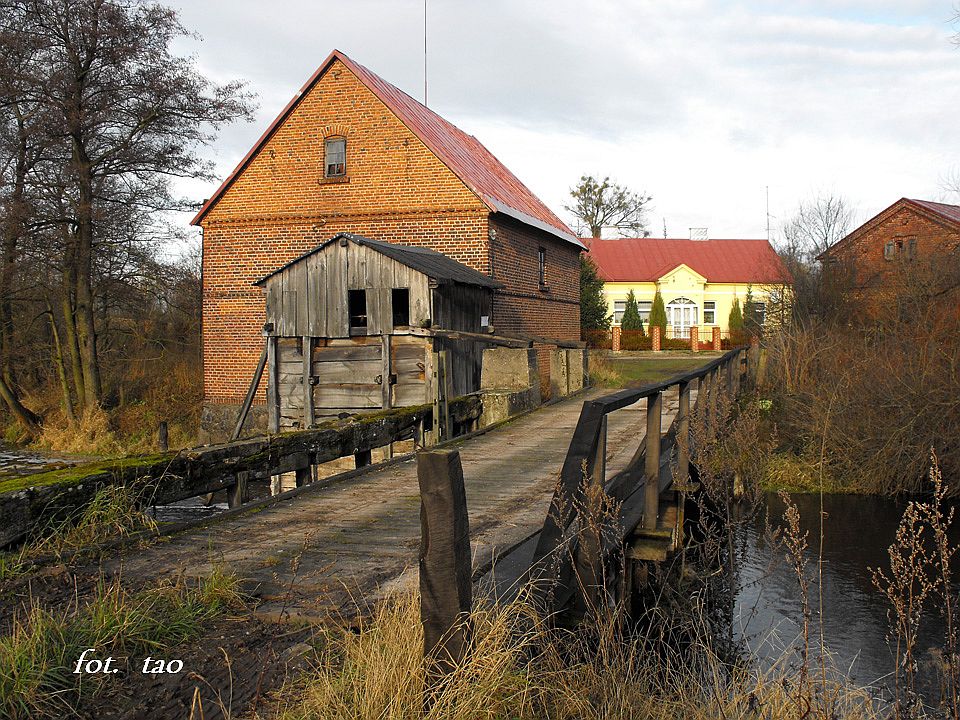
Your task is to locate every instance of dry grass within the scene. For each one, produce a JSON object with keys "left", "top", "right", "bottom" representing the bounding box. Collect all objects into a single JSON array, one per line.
[
  {"left": 267, "top": 590, "right": 881, "bottom": 720},
  {"left": 29, "top": 359, "right": 202, "bottom": 456}
]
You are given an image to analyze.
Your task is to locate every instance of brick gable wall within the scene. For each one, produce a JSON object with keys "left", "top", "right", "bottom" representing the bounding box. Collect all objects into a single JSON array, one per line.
[
  {"left": 199, "top": 59, "right": 581, "bottom": 429},
  {"left": 825, "top": 203, "right": 960, "bottom": 313}
]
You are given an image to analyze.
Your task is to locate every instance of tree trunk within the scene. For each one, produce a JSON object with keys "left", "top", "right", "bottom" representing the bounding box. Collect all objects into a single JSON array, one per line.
[
  {"left": 46, "top": 301, "right": 76, "bottom": 423},
  {"left": 61, "top": 282, "right": 85, "bottom": 409},
  {"left": 72, "top": 138, "right": 102, "bottom": 408},
  {"left": 0, "top": 374, "right": 41, "bottom": 436}
]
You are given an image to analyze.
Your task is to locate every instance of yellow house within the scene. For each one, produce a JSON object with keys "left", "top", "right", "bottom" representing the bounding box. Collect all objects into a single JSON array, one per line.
[{"left": 586, "top": 236, "right": 791, "bottom": 338}]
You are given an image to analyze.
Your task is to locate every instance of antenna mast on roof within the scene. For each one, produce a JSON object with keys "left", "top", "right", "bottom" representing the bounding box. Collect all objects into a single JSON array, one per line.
[
  {"left": 423, "top": 0, "right": 428, "bottom": 106},
  {"left": 766, "top": 185, "right": 770, "bottom": 241}
]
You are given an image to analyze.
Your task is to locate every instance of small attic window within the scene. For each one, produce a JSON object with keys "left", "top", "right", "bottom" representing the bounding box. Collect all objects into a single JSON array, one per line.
[{"left": 325, "top": 137, "right": 346, "bottom": 177}]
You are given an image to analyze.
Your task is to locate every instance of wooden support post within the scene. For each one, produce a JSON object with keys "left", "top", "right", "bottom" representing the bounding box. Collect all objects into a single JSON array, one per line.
[
  {"left": 676, "top": 380, "right": 690, "bottom": 487},
  {"left": 430, "top": 351, "right": 441, "bottom": 445},
  {"left": 381, "top": 334, "right": 393, "bottom": 410},
  {"left": 441, "top": 350, "right": 452, "bottom": 440},
  {"left": 572, "top": 415, "right": 607, "bottom": 616},
  {"left": 354, "top": 449, "right": 372, "bottom": 468},
  {"left": 418, "top": 449, "right": 472, "bottom": 685},
  {"left": 302, "top": 336, "right": 315, "bottom": 429},
  {"left": 157, "top": 421, "right": 168, "bottom": 452},
  {"left": 643, "top": 391, "right": 662, "bottom": 529},
  {"left": 227, "top": 471, "right": 249, "bottom": 509},
  {"left": 231, "top": 338, "right": 269, "bottom": 442},
  {"left": 267, "top": 335, "right": 280, "bottom": 433},
  {"left": 294, "top": 453, "right": 311, "bottom": 487}
]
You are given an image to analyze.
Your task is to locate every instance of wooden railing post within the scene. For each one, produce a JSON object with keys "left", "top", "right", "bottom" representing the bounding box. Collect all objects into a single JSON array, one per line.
[
  {"left": 708, "top": 367, "right": 719, "bottom": 437},
  {"left": 676, "top": 381, "right": 690, "bottom": 486},
  {"left": 157, "top": 421, "right": 168, "bottom": 452},
  {"left": 418, "top": 449, "right": 472, "bottom": 686},
  {"left": 643, "top": 391, "right": 662, "bottom": 529},
  {"left": 572, "top": 415, "right": 607, "bottom": 615}
]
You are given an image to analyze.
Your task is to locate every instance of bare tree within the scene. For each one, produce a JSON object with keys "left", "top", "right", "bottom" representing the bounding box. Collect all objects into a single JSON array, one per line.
[
  {"left": 781, "top": 193, "right": 854, "bottom": 261},
  {"left": 0, "top": 0, "right": 254, "bottom": 414},
  {"left": 565, "top": 175, "right": 652, "bottom": 238},
  {"left": 774, "top": 193, "right": 855, "bottom": 323}
]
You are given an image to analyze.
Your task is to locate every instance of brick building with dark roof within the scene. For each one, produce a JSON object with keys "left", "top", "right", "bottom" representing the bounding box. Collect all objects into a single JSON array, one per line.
[
  {"left": 193, "top": 49, "right": 583, "bottom": 436},
  {"left": 818, "top": 198, "right": 960, "bottom": 311}
]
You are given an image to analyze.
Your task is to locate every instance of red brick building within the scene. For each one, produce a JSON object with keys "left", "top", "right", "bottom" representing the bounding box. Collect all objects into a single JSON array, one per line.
[
  {"left": 818, "top": 198, "right": 960, "bottom": 315},
  {"left": 193, "top": 50, "right": 583, "bottom": 436}
]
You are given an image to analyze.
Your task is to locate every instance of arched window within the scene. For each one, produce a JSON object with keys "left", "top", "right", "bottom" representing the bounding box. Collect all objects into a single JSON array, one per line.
[{"left": 666, "top": 297, "right": 698, "bottom": 338}]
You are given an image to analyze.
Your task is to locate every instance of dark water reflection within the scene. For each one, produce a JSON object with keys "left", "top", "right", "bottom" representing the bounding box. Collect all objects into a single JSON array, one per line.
[{"left": 734, "top": 493, "right": 960, "bottom": 701}]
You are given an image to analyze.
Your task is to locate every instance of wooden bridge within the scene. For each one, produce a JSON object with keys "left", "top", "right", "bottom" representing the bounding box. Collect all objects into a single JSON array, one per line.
[
  {"left": 13, "top": 351, "right": 747, "bottom": 627},
  {"left": 3, "top": 346, "right": 754, "bottom": 625}
]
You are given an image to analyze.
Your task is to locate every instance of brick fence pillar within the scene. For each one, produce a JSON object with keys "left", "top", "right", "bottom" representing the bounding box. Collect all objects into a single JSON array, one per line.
[
  {"left": 612, "top": 326, "right": 621, "bottom": 352},
  {"left": 652, "top": 325, "right": 661, "bottom": 352},
  {"left": 690, "top": 325, "right": 699, "bottom": 353},
  {"left": 712, "top": 326, "right": 721, "bottom": 351}
]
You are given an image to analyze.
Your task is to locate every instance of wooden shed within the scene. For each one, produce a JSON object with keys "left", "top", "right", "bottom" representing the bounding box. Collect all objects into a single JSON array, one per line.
[{"left": 252, "top": 232, "right": 506, "bottom": 431}]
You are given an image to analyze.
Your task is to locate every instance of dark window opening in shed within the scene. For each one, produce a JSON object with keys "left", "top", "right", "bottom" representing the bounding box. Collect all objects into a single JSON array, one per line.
[
  {"left": 348, "top": 289, "right": 367, "bottom": 331},
  {"left": 392, "top": 288, "right": 410, "bottom": 327},
  {"left": 325, "top": 137, "right": 346, "bottom": 177}
]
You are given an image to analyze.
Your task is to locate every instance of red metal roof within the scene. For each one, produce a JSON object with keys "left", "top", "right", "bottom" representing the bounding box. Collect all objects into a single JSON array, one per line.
[
  {"left": 908, "top": 198, "right": 960, "bottom": 227},
  {"left": 192, "top": 50, "right": 581, "bottom": 247},
  {"left": 586, "top": 237, "right": 792, "bottom": 284}
]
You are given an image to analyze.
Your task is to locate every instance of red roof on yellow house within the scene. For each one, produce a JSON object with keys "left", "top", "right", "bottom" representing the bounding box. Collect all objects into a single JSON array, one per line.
[{"left": 586, "top": 237, "right": 791, "bottom": 284}]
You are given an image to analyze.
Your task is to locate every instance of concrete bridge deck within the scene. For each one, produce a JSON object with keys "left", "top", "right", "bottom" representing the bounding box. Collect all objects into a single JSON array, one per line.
[{"left": 103, "top": 387, "right": 686, "bottom": 620}]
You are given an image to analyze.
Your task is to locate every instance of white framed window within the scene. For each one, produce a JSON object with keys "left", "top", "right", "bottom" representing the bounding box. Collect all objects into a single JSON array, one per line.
[
  {"left": 638, "top": 301, "right": 652, "bottom": 323},
  {"left": 614, "top": 301, "right": 626, "bottom": 325},
  {"left": 703, "top": 301, "right": 716, "bottom": 324},
  {"left": 325, "top": 137, "right": 346, "bottom": 177}
]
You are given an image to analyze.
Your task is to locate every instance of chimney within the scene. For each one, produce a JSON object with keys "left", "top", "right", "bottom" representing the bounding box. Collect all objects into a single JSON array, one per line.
[{"left": 689, "top": 227, "right": 708, "bottom": 241}]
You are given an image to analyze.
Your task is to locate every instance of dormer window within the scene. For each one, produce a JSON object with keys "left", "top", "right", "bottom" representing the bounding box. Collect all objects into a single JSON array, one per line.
[{"left": 325, "top": 137, "right": 346, "bottom": 177}]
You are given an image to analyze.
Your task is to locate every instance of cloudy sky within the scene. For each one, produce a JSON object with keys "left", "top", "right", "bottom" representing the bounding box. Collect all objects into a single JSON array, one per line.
[{"left": 170, "top": 0, "right": 960, "bottom": 243}]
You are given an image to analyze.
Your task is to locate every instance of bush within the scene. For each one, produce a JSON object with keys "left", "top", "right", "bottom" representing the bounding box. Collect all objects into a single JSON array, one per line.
[{"left": 762, "top": 313, "right": 960, "bottom": 495}]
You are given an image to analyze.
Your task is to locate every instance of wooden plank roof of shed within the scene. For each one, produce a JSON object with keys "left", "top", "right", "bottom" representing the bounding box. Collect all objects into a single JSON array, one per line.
[{"left": 253, "top": 232, "right": 504, "bottom": 289}]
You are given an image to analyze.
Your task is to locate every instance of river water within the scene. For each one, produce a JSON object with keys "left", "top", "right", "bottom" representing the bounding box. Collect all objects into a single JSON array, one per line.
[{"left": 734, "top": 493, "right": 960, "bottom": 703}]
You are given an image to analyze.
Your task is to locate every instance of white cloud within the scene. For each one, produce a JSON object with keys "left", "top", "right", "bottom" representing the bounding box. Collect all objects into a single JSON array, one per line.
[{"left": 168, "top": 0, "right": 960, "bottom": 242}]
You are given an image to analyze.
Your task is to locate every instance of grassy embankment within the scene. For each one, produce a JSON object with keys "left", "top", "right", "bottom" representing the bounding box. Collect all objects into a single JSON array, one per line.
[
  {"left": 0, "top": 569, "right": 243, "bottom": 719},
  {"left": 589, "top": 351, "right": 716, "bottom": 389},
  {"left": 3, "top": 360, "right": 202, "bottom": 458}
]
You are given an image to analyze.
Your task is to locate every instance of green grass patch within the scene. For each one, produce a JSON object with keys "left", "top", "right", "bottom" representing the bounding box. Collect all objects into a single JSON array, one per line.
[
  {"left": 590, "top": 354, "right": 713, "bottom": 389},
  {"left": 0, "top": 568, "right": 243, "bottom": 719},
  {"left": 762, "top": 451, "right": 845, "bottom": 494}
]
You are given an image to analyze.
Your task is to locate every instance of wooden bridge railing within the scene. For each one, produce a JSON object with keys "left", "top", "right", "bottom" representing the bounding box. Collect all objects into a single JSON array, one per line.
[{"left": 527, "top": 343, "right": 756, "bottom": 614}]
